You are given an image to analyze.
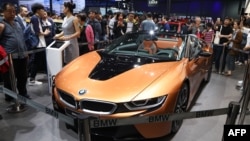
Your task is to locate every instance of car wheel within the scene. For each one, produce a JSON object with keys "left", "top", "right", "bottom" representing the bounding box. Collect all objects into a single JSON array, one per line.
[
  {"left": 171, "top": 83, "right": 189, "bottom": 133},
  {"left": 204, "top": 66, "right": 212, "bottom": 83}
]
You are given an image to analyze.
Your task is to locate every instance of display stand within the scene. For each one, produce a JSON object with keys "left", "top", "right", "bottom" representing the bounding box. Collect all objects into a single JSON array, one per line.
[{"left": 46, "top": 40, "right": 70, "bottom": 94}]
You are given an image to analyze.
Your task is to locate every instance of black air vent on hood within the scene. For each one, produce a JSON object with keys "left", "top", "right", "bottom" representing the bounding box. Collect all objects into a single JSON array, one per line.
[{"left": 89, "top": 52, "right": 154, "bottom": 80}]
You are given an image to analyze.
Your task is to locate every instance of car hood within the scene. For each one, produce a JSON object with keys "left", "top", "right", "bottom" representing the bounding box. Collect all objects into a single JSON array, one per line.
[{"left": 55, "top": 51, "right": 182, "bottom": 103}]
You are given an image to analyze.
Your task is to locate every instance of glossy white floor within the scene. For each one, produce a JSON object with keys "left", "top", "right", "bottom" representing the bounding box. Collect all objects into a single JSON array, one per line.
[{"left": 0, "top": 64, "right": 249, "bottom": 141}]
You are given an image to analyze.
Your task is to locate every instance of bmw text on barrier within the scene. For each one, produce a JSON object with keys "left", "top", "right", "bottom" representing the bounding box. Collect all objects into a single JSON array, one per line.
[
  {"left": 45, "top": 107, "right": 58, "bottom": 119},
  {"left": 92, "top": 119, "right": 118, "bottom": 128},
  {"left": 89, "top": 107, "right": 229, "bottom": 128},
  {"left": 195, "top": 110, "right": 213, "bottom": 118},
  {"left": 148, "top": 115, "right": 169, "bottom": 123}
]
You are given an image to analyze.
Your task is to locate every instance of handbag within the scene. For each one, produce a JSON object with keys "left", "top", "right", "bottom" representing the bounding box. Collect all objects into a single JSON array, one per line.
[
  {"left": 0, "top": 45, "right": 9, "bottom": 73},
  {"left": 213, "top": 25, "right": 222, "bottom": 45}
]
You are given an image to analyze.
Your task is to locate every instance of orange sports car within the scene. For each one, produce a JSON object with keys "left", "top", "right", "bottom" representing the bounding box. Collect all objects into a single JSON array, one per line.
[{"left": 52, "top": 31, "right": 213, "bottom": 140}]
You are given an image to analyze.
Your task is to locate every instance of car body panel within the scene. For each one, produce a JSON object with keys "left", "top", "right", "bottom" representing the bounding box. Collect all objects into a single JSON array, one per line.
[{"left": 56, "top": 52, "right": 185, "bottom": 102}]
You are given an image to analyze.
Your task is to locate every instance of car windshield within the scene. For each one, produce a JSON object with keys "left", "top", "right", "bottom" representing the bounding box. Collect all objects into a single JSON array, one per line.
[{"left": 104, "top": 32, "right": 186, "bottom": 61}]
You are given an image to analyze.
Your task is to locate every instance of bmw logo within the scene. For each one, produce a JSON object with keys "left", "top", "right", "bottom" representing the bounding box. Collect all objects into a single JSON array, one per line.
[{"left": 78, "top": 89, "right": 87, "bottom": 95}]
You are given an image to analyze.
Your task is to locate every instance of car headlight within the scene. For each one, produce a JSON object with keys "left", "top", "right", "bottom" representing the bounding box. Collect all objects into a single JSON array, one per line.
[{"left": 124, "top": 96, "right": 166, "bottom": 111}]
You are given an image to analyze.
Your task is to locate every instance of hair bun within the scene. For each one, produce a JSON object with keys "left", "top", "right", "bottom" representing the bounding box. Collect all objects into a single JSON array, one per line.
[
  {"left": 72, "top": 3, "right": 76, "bottom": 9},
  {"left": 64, "top": 1, "right": 76, "bottom": 11},
  {"left": 70, "top": 0, "right": 76, "bottom": 9}
]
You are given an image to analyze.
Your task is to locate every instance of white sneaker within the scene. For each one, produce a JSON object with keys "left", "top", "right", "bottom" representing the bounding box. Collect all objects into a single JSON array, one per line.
[
  {"left": 28, "top": 80, "right": 43, "bottom": 85},
  {"left": 237, "top": 80, "right": 243, "bottom": 87}
]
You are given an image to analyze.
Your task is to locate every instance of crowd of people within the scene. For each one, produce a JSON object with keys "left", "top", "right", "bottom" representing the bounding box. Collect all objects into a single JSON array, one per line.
[
  {"left": 0, "top": 2, "right": 156, "bottom": 104},
  {"left": 206, "top": 16, "right": 250, "bottom": 76},
  {"left": 0, "top": 1, "right": 250, "bottom": 120}
]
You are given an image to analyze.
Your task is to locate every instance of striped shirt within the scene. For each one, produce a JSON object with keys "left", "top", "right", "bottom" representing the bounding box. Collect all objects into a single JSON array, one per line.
[{"left": 204, "top": 29, "right": 214, "bottom": 45}]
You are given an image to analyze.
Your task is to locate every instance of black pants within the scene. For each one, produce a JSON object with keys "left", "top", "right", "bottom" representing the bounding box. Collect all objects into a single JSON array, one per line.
[
  {"left": 29, "top": 50, "right": 47, "bottom": 79},
  {"left": 213, "top": 45, "right": 228, "bottom": 72},
  {"left": 79, "top": 45, "right": 90, "bottom": 55},
  {"left": 3, "top": 57, "right": 28, "bottom": 99}
]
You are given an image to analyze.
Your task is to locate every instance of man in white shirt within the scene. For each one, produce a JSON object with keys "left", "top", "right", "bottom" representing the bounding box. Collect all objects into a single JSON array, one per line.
[
  {"left": 108, "top": 14, "right": 116, "bottom": 40},
  {"left": 126, "top": 12, "right": 135, "bottom": 33}
]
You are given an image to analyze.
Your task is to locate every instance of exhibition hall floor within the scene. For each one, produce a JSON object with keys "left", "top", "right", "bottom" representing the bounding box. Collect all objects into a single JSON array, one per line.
[{"left": 0, "top": 64, "right": 249, "bottom": 141}]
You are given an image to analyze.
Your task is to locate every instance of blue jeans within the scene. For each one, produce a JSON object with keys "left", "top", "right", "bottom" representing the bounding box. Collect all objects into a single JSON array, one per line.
[{"left": 226, "top": 54, "right": 235, "bottom": 71}]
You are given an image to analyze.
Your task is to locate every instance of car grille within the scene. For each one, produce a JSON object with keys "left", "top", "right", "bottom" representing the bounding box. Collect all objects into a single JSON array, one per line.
[
  {"left": 57, "top": 89, "right": 76, "bottom": 108},
  {"left": 80, "top": 100, "right": 117, "bottom": 115}
]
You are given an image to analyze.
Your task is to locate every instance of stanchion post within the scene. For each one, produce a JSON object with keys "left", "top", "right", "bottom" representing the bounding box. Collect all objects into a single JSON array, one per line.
[
  {"left": 222, "top": 102, "right": 240, "bottom": 141},
  {"left": 8, "top": 54, "right": 17, "bottom": 94},
  {"left": 78, "top": 115, "right": 91, "bottom": 141},
  {"left": 238, "top": 62, "right": 250, "bottom": 124},
  {"left": 6, "top": 54, "right": 27, "bottom": 113},
  {"left": 225, "top": 102, "right": 240, "bottom": 125},
  {"left": 238, "top": 86, "right": 250, "bottom": 124}
]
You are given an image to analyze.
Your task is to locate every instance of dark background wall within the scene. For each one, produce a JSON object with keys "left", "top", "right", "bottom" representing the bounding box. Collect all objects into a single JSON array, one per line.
[
  {"left": 134, "top": 0, "right": 245, "bottom": 20},
  {"left": 0, "top": 0, "right": 246, "bottom": 20},
  {"left": 0, "top": 0, "right": 18, "bottom": 6}
]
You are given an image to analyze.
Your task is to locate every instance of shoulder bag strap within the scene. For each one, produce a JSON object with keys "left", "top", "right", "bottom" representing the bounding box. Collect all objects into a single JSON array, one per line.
[{"left": 219, "top": 25, "right": 223, "bottom": 33}]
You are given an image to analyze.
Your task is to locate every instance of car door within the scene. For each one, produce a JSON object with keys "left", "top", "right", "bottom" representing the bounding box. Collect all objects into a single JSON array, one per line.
[
  {"left": 185, "top": 35, "right": 205, "bottom": 98},
  {"left": 197, "top": 39, "right": 213, "bottom": 77}
]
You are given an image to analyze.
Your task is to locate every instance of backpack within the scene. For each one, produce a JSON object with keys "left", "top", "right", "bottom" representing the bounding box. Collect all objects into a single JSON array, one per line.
[
  {"left": 23, "top": 24, "right": 39, "bottom": 50},
  {"left": 0, "top": 45, "right": 9, "bottom": 73}
]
